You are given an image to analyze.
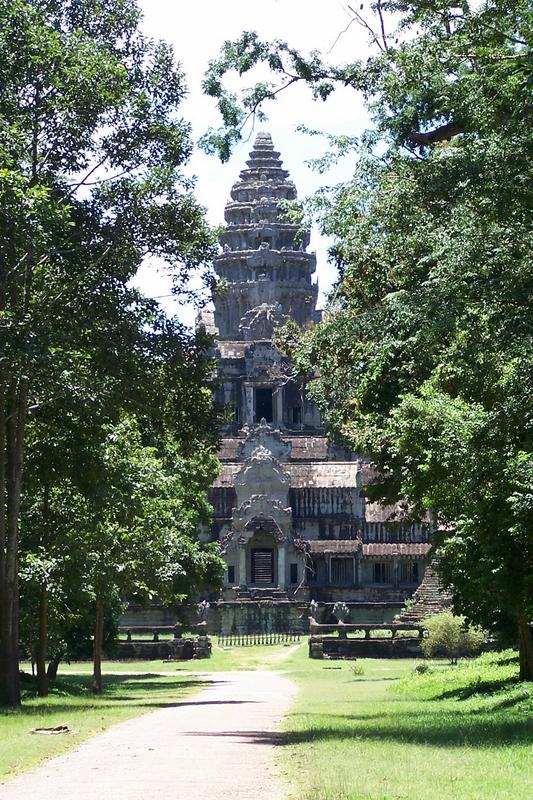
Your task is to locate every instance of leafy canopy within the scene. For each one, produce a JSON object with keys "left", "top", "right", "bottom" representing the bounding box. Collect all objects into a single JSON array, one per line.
[{"left": 202, "top": 0, "right": 533, "bottom": 676}]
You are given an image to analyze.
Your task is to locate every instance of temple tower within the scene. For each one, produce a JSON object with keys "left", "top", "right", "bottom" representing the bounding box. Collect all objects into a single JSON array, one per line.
[
  {"left": 204, "top": 133, "right": 432, "bottom": 633},
  {"left": 207, "top": 132, "right": 321, "bottom": 430}
]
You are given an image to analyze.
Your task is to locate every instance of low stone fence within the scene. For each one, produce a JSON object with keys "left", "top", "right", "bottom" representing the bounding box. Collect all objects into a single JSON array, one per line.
[
  {"left": 217, "top": 631, "right": 302, "bottom": 647},
  {"left": 115, "top": 623, "right": 211, "bottom": 660},
  {"left": 308, "top": 620, "right": 425, "bottom": 659}
]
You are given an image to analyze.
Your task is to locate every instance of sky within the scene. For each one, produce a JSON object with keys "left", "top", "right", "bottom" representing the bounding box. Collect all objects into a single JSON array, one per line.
[{"left": 134, "top": 1, "right": 375, "bottom": 325}]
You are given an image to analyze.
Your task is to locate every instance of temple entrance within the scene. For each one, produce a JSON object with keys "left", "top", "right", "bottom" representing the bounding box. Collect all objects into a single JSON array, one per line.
[
  {"left": 255, "top": 387, "right": 273, "bottom": 423},
  {"left": 251, "top": 548, "right": 274, "bottom": 585}
]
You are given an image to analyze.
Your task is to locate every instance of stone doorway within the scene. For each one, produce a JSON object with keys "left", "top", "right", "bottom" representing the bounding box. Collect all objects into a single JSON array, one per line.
[
  {"left": 251, "top": 548, "right": 274, "bottom": 585},
  {"left": 255, "top": 388, "right": 273, "bottom": 423}
]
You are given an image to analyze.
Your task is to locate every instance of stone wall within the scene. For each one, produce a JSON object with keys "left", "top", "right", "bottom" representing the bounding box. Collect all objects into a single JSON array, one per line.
[
  {"left": 209, "top": 600, "right": 308, "bottom": 635},
  {"left": 309, "top": 635, "right": 422, "bottom": 659},
  {"left": 115, "top": 636, "right": 211, "bottom": 660}
]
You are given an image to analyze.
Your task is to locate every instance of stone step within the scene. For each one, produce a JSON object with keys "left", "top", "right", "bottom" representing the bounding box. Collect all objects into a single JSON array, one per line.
[{"left": 397, "top": 564, "right": 452, "bottom": 623}]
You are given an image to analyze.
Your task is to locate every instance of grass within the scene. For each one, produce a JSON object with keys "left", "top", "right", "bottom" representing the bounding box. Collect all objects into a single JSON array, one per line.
[
  {"left": 276, "top": 648, "right": 533, "bottom": 800},
  {"left": 9, "top": 645, "right": 533, "bottom": 798},
  {"left": 20, "top": 641, "right": 300, "bottom": 675},
  {"left": 4, "top": 643, "right": 296, "bottom": 780},
  {"left": 0, "top": 670, "right": 205, "bottom": 782}
]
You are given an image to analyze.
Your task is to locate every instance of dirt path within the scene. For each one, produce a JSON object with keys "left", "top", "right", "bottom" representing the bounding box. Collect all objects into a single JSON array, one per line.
[{"left": 0, "top": 671, "right": 296, "bottom": 800}]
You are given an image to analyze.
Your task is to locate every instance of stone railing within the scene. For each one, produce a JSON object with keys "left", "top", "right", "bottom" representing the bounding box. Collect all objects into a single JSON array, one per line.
[
  {"left": 308, "top": 618, "right": 424, "bottom": 659},
  {"left": 116, "top": 622, "right": 211, "bottom": 660},
  {"left": 118, "top": 624, "right": 184, "bottom": 642}
]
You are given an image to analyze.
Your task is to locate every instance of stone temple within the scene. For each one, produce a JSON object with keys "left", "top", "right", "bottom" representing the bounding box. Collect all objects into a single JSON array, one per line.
[{"left": 200, "top": 133, "right": 434, "bottom": 633}]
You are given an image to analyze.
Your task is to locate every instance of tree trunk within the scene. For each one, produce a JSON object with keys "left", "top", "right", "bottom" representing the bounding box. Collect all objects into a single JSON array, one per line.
[
  {"left": 47, "top": 654, "right": 61, "bottom": 681},
  {"left": 35, "top": 586, "right": 48, "bottom": 697},
  {"left": 0, "top": 379, "right": 27, "bottom": 708},
  {"left": 518, "top": 613, "right": 533, "bottom": 682},
  {"left": 92, "top": 596, "right": 104, "bottom": 693},
  {"left": 0, "top": 595, "right": 20, "bottom": 707},
  {"left": 0, "top": 373, "right": 21, "bottom": 707}
]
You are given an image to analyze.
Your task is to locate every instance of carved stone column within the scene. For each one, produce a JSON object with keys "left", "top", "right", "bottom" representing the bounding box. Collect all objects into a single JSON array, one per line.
[
  {"left": 277, "top": 544, "right": 286, "bottom": 589},
  {"left": 275, "top": 385, "right": 284, "bottom": 428},
  {"left": 243, "top": 383, "right": 254, "bottom": 426},
  {"left": 238, "top": 544, "right": 247, "bottom": 587},
  {"left": 355, "top": 556, "right": 361, "bottom": 588}
]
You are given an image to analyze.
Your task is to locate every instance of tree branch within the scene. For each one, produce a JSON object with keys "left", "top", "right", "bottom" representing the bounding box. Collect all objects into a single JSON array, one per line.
[
  {"left": 346, "top": 4, "right": 386, "bottom": 53},
  {"left": 408, "top": 121, "right": 464, "bottom": 146},
  {"left": 376, "top": 1, "right": 389, "bottom": 52}
]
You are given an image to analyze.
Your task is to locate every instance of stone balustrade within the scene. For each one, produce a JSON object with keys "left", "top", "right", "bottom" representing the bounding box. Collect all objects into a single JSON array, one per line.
[
  {"left": 115, "top": 623, "right": 211, "bottom": 660},
  {"left": 308, "top": 617, "right": 425, "bottom": 659}
]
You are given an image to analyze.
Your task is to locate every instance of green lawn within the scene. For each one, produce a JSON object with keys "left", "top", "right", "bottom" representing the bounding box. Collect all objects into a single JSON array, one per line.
[
  {"left": 0, "top": 670, "right": 205, "bottom": 782},
  {"left": 4, "top": 643, "right": 296, "bottom": 781},
  {"left": 21, "top": 640, "right": 300, "bottom": 675},
  {"left": 277, "top": 648, "right": 533, "bottom": 800},
  {"left": 8, "top": 645, "right": 533, "bottom": 799}
]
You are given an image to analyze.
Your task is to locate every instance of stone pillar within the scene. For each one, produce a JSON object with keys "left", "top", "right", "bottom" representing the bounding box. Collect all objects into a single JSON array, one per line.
[
  {"left": 275, "top": 385, "right": 284, "bottom": 428},
  {"left": 277, "top": 544, "right": 286, "bottom": 589},
  {"left": 223, "top": 381, "right": 232, "bottom": 406},
  {"left": 243, "top": 383, "right": 254, "bottom": 426},
  {"left": 392, "top": 557, "right": 399, "bottom": 588},
  {"left": 238, "top": 544, "right": 247, "bottom": 587},
  {"left": 355, "top": 557, "right": 361, "bottom": 588}
]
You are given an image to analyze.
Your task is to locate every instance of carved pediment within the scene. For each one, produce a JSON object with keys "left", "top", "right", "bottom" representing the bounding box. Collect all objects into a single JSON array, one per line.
[
  {"left": 234, "top": 445, "right": 290, "bottom": 509},
  {"left": 241, "top": 420, "right": 291, "bottom": 462},
  {"left": 232, "top": 497, "right": 292, "bottom": 542},
  {"left": 239, "top": 302, "right": 289, "bottom": 342}
]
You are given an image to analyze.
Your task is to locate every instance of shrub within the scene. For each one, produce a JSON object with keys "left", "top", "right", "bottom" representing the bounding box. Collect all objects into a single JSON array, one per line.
[
  {"left": 350, "top": 662, "right": 364, "bottom": 677},
  {"left": 421, "top": 611, "right": 486, "bottom": 664},
  {"left": 413, "top": 662, "right": 432, "bottom": 675}
]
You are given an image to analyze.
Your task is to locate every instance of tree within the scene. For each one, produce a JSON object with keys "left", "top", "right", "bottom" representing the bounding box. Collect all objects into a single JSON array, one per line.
[
  {"left": 0, "top": 0, "right": 217, "bottom": 706},
  {"left": 76, "top": 416, "right": 222, "bottom": 693},
  {"left": 202, "top": 1, "right": 533, "bottom": 678},
  {"left": 18, "top": 314, "right": 223, "bottom": 697},
  {"left": 421, "top": 612, "right": 485, "bottom": 664}
]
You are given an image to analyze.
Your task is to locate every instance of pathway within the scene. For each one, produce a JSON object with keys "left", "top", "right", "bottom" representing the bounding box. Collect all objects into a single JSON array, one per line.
[{"left": 0, "top": 671, "right": 296, "bottom": 800}]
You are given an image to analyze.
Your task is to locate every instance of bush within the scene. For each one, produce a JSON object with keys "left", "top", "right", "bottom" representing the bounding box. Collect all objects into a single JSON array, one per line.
[
  {"left": 413, "top": 662, "right": 433, "bottom": 675},
  {"left": 421, "top": 611, "right": 486, "bottom": 664},
  {"left": 350, "top": 662, "right": 364, "bottom": 677}
]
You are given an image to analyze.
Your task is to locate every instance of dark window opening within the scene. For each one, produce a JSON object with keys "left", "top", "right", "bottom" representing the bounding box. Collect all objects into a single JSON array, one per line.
[
  {"left": 292, "top": 406, "right": 301, "bottom": 425},
  {"left": 227, "top": 565, "right": 235, "bottom": 584},
  {"left": 331, "top": 558, "right": 353, "bottom": 586},
  {"left": 400, "top": 562, "right": 419, "bottom": 583},
  {"left": 373, "top": 562, "right": 392, "bottom": 584},
  {"left": 232, "top": 405, "right": 240, "bottom": 425},
  {"left": 255, "top": 388, "right": 273, "bottom": 423},
  {"left": 251, "top": 549, "right": 274, "bottom": 584},
  {"left": 290, "top": 563, "right": 298, "bottom": 584}
]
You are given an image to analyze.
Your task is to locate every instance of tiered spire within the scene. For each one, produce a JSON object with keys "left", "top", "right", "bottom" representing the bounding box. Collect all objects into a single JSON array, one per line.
[{"left": 212, "top": 132, "right": 318, "bottom": 341}]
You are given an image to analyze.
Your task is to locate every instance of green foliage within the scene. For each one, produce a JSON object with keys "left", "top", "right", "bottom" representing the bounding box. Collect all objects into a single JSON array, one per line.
[
  {"left": 0, "top": 0, "right": 223, "bottom": 704},
  {"left": 421, "top": 611, "right": 486, "bottom": 664},
  {"left": 202, "top": 1, "right": 533, "bottom": 678},
  {"left": 350, "top": 662, "right": 364, "bottom": 677},
  {"left": 413, "top": 661, "right": 432, "bottom": 674},
  {"left": 19, "top": 415, "right": 225, "bottom": 666}
]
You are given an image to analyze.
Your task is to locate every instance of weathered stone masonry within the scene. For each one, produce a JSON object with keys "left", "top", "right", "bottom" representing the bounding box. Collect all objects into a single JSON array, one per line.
[{"left": 201, "top": 133, "right": 433, "bottom": 633}]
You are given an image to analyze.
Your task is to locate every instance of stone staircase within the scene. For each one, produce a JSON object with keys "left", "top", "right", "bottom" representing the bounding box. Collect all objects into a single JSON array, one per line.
[{"left": 397, "top": 564, "right": 452, "bottom": 624}]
